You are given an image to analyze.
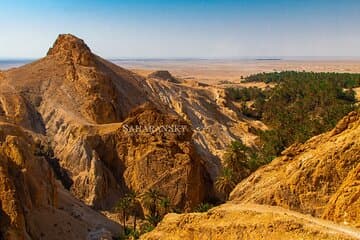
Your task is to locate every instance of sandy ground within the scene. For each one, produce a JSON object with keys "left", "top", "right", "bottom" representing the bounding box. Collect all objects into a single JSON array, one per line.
[
  {"left": 112, "top": 59, "right": 360, "bottom": 85},
  {"left": 354, "top": 87, "right": 360, "bottom": 101}
]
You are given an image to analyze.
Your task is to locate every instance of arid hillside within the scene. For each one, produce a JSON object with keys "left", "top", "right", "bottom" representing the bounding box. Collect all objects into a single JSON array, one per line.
[
  {"left": 141, "top": 111, "right": 360, "bottom": 239},
  {"left": 230, "top": 111, "right": 360, "bottom": 228}
]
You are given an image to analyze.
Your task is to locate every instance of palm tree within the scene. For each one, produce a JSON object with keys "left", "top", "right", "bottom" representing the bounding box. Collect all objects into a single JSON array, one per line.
[
  {"left": 144, "top": 214, "right": 162, "bottom": 227},
  {"left": 194, "top": 202, "right": 214, "bottom": 212},
  {"left": 127, "top": 191, "right": 140, "bottom": 231},
  {"left": 159, "top": 197, "right": 171, "bottom": 216},
  {"left": 141, "top": 189, "right": 163, "bottom": 218},
  {"left": 215, "top": 167, "right": 236, "bottom": 199},
  {"left": 114, "top": 196, "right": 131, "bottom": 234},
  {"left": 223, "top": 140, "right": 251, "bottom": 181}
]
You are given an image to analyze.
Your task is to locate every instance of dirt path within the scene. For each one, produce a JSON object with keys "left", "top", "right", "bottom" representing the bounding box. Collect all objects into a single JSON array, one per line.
[{"left": 228, "top": 203, "right": 360, "bottom": 239}]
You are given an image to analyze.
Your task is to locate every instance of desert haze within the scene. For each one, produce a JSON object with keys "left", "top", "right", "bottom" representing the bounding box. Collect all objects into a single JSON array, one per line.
[
  {"left": 3, "top": 58, "right": 360, "bottom": 85},
  {"left": 114, "top": 58, "right": 360, "bottom": 84}
]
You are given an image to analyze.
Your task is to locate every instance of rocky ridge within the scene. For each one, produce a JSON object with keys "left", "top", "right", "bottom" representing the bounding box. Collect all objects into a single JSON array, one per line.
[{"left": 230, "top": 111, "right": 360, "bottom": 228}]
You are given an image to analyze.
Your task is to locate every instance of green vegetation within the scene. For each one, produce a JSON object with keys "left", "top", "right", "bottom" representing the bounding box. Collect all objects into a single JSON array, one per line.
[
  {"left": 215, "top": 167, "right": 236, "bottom": 199},
  {"left": 113, "top": 191, "right": 143, "bottom": 239},
  {"left": 244, "top": 71, "right": 360, "bottom": 88},
  {"left": 114, "top": 189, "right": 173, "bottom": 239},
  {"left": 222, "top": 141, "right": 252, "bottom": 180},
  {"left": 227, "top": 86, "right": 267, "bottom": 102},
  {"left": 228, "top": 87, "right": 270, "bottom": 119},
  {"left": 224, "top": 71, "right": 359, "bottom": 183},
  {"left": 193, "top": 202, "right": 214, "bottom": 212},
  {"left": 215, "top": 140, "right": 260, "bottom": 199},
  {"left": 141, "top": 189, "right": 169, "bottom": 225}
]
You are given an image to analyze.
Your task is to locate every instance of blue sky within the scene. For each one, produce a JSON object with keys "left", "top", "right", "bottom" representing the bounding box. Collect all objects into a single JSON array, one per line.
[{"left": 1, "top": 0, "right": 360, "bottom": 58}]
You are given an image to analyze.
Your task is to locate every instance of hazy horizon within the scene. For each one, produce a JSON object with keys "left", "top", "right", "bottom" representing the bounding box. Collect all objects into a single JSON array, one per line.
[
  {"left": 2, "top": 56, "right": 360, "bottom": 73},
  {"left": 1, "top": 0, "right": 360, "bottom": 59},
  {"left": 2, "top": 56, "right": 360, "bottom": 61}
]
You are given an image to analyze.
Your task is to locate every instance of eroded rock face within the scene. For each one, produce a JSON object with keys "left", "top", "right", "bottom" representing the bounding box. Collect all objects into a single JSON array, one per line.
[
  {"left": 0, "top": 124, "right": 122, "bottom": 240},
  {"left": 0, "top": 34, "right": 264, "bottom": 239},
  {"left": 50, "top": 103, "right": 213, "bottom": 210},
  {"left": 0, "top": 124, "right": 54, "bottom": 239},
  {"left": 230, "top": 111, "right": 360, "bottom": 227},
  {"left": 117, "top": 104, "right": 212, "bottom": 210},
  {"left": 322, "top": 163, "right": 360, "bottom": 227},
  {"left": 144, "top": 77, "right": 265, "bottom": 182},
  {"left": 0, "top": 93, "right": 45, "bottom": 134}
]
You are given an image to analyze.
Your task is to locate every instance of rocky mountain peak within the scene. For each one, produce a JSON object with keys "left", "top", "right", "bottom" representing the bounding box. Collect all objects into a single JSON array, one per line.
[{"left": 47, "top": 34, "right": 95, "bottom": 66}]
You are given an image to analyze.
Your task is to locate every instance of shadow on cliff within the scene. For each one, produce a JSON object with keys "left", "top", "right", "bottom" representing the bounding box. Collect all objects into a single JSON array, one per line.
[
  {"left": 34, "top": 142, "right": 73, "bottom": 190},
  {"left": 0, "top": 200, "right": 10, "bottom": 240}
]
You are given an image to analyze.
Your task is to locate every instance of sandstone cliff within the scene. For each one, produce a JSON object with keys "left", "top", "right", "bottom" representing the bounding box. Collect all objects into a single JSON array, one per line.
[
  {"left": 143, "top": 74, "right": 265, "bottom": 181},
  {"left": 0, "top": 123, "right": 121, "bottom": 240},
  {"left": 230, "top": 111, "right": 360, "bottom": 227}
]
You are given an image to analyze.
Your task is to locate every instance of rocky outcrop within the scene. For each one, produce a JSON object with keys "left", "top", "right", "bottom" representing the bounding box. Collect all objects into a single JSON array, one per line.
[
  {"left": 141, "top": 203, "right": 359, "bottom": 240},
  {"left": 116, "top": 104, "right": 212, "bottom": 210},
  {"left": 0, "top": 123, "right": 122, "bottom": 240},
  {"left": 230, "top": 111, "right": 360, "bottom": 227},
  {"left": 144, "top": 77, "right": 266, "bottom": 181},
  {"left": 0, "top": 93, "right": 45, "bottom": 134},
  {"left": 47, "top": 103, "right": 213, "bottom": 210},
  {"left": 322, "top": 163, "right": 360, "bottom": 228},
  {"left": 0, "top": 125, "right": 39, "bottom": 240},
  {"left": 148, "top": 70, "right": 180, "bottom": 83}
]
